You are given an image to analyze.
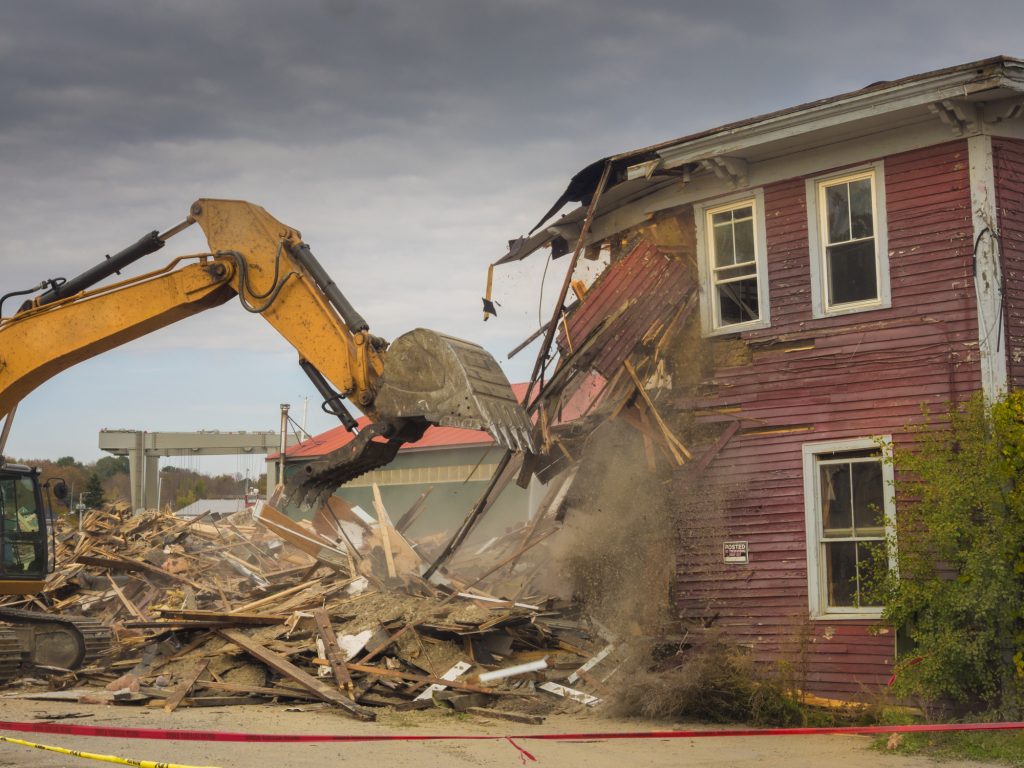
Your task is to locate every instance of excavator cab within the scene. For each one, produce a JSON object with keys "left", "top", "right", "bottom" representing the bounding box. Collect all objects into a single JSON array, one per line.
[
  {"left": 0, "top": 464, "right": 108, "bottom": 680},
  {"left": 0, "top": 464, "right": 51, "bottom": 590}
]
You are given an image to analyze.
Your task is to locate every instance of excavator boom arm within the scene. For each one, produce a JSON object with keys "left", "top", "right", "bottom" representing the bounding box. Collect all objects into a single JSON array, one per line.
[{"left": 0, "top": 199, "right": 533, "bottom": 507}]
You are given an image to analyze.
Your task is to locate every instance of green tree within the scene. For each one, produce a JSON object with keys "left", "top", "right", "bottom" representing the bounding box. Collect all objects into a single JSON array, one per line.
[
  {"left": 95, "top": 455, "right": 129, "bottom": 480},
  {"left": 55, "top": 456, "right": 79, "bottom": 468},
  {"left": 82, "top": 472, "right": 106, "bottom": 509},
  {"left": 880, "top": 392, "right": 1024, "bottom": 716}
]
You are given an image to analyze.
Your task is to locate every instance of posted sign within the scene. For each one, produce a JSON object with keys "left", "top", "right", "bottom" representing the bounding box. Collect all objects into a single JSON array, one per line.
[{"left": 724, "top": 541, "right": 748, "bottom": 564}]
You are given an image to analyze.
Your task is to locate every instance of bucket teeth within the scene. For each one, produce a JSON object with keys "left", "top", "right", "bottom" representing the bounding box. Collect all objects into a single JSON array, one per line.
[
  {"left": 373, "top": 328, "right": 536, "bottom": 454},
  {"left": 285, "top": 329, "right": 536, "bottom": 507}
]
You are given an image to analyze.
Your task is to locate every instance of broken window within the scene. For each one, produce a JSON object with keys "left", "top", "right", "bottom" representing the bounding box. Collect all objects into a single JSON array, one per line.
[
  {"left": 808, "top": 164, "right": 890, "bottom": 317},
  {"left": 698, "top": 194, "right": 768, "bottom": 333},
  {"left": 802, "top": 439, "right": 894, "bottom": 618}
]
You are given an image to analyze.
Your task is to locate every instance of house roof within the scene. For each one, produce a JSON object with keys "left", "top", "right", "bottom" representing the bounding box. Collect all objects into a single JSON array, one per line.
[{"left": 499, "top": 56, "right": 1024, "bottom": 265}]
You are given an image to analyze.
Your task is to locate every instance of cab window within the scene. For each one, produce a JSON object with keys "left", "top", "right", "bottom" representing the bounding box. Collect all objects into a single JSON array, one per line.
[{"left": 0, "top": 476, "right": 44, "bottom": 576}]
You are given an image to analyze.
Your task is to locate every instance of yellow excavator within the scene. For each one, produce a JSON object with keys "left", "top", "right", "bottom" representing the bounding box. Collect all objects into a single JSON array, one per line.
[{"left": 0, "top": 198, "right": 532, "bottom": 679}]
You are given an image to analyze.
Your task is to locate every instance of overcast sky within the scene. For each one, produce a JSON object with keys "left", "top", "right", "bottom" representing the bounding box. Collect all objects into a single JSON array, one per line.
[{"left": 1, "top": 0, "right": 1022, "bottom": 474}]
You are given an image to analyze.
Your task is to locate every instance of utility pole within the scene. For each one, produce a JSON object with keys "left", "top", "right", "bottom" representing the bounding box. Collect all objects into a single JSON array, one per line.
[{"left": 278, "top": 403, "right": 290, "bottom": 487}]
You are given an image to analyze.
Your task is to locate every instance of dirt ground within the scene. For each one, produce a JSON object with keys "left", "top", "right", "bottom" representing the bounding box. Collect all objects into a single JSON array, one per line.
[{"left": 0, "top": 698, "right": 998, "bottom": 768}]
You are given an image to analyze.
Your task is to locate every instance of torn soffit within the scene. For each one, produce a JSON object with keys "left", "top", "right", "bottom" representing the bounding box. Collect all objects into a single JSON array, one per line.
[{"left": 497, "top": 55, "right": 1024, "bottom": 265}]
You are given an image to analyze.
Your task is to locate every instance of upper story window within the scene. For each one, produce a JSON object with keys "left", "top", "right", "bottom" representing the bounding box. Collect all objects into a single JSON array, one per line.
[
  {"left": 695, "top": 190, "right": 769, "bottom": 335},
  {"left": 806, "top": 162, "right": 890, "bottom": 318},
  {"left": 802, "top": 437, "right": 895, "bottom": 619}
]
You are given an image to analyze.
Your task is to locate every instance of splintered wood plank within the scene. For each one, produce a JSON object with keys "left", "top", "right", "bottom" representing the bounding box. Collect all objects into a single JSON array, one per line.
[
  {"left": 372, "top": 484, "right": 397, "bottom": 578},
  {"left": 623, "top": 359, "right": 691, "bottom": 462},
  {"left": 149, "top": 631, "right": 214, "bottom": 672},
  {"left": 195, "top": 680, "right": 320, "bottom": 700},
  {"left": 165, "top": 660, "right": 209, "bottom": 713},
  {"left": 346, "top": 663, "right": 493, "bottom": 695},
  {"left": 414, "top": 660, "right": 473, "bottom": 701},
  {"left": 538, "top": 681, "right": 601, "bottom": 706},
  {"left": 157, "top": 609, "right": 286, "bottom": 626},
  {"left": 313, "top": 608, "right": 354, "bottom": 696},
  {"left": 218, "top": 629, "right": 374, "bottom": 721},
  {"left": 254, "top": 502, "right": 349, "bottom": 572},
  {"left": 92, "top": 548, "right": 206, "bottom": 591},
  {"left": 395, "top": 486, "right": 433, "bottom": 534},
  {"left": 106, "top": 574, "right": 147, "bottom": 621}
]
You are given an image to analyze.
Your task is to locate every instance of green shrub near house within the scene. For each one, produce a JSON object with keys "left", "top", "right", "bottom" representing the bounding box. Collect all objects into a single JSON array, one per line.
[{"left": 877, "top": 391, "right": 1024, "bottom": 718}]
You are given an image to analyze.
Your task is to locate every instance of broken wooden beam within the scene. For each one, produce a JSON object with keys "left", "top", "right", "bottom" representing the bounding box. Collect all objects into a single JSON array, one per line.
[
  {"left": 345, "top": 663, "right": 495, "bottom": 696},
  {"left": 414, "top": 660, "right": 472, "bottom": 701},
  {"left": 395, "top": 486, "right": 433, "bottom": 534},
  {"left": 218, "top": 629, "right": 375, "bottom": 721},
  {"left": 313, "top": 608, "right": 354, "bottom": 697},
  {"left": 164, "top": 660, "right": 209, "bottom": 713}
]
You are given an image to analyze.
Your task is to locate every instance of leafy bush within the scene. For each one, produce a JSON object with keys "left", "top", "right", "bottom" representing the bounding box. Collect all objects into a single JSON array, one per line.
[{"left": 880, "top": 392, "right": 1024, "bottom": 716}]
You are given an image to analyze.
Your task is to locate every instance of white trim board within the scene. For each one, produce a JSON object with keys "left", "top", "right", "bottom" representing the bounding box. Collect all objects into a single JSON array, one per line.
[{"left": 967, "top": 134, "right": 1008, "bottom": 399}]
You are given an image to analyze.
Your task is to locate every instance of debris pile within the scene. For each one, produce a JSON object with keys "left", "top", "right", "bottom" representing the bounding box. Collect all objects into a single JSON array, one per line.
[
  {"left": 0, "top": 229, "right": 729, "bottom": 721},
  {"left": 0, "top": 493, "right": 617, "bottom": 722}
]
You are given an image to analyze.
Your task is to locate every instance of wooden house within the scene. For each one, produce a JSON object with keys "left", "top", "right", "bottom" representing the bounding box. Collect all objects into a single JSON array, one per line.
[{"left": 498, "top": 56, "right": 1024, "bottom": 699}]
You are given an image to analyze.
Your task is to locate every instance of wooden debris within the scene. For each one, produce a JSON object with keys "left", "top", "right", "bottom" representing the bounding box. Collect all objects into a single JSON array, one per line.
[
  {"left": 347, "top": 662, "right": 492, "bottom": 696},
  {"left": 0, "top": 499, "right": 610, "bottom": 720},
  {"left": 413, "top": 660, "right": 472, "bottom": 701},
  {"left": 164, "top": 660, "right": 209, "bottom": 713},
  {"left": 568, "top": 643, "right": 614, "bottom": 684},
  {"left": 394, "top": 486, "right": 433, "bottom": 534},
  {"left": 372, "top": 484, "right": 398, "bottom": 579},
  {"left": 313, "top": 608, "right": 354, "bottom": 696},
  {"left": 218, "top": 629, "right": 375, "bottom": 721},
  {"left": 538, "top": 681, "right": 601, "bottom": 706}
]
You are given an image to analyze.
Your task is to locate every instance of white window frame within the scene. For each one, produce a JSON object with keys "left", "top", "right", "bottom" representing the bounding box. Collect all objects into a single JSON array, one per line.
[
  {"left": 802, "top": 436, "right": 895, "bottom": 620},
  {"left": 806, "top": 162, "right": 890, "bottom": 318},
  {"left": 695, "top": 189, "right": 770, "bottom": 336}
]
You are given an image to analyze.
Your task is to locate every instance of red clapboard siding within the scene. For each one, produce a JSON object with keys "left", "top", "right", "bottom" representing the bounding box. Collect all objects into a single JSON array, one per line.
[
  {"left": 556, "top": 240, "right": 693, "bottom": 377},
  {"left": 993, "top": 137, "right": 1024, "bottom": 388},
  {"left": 674, "top": 140, "right": 977, "bottom": 700}
]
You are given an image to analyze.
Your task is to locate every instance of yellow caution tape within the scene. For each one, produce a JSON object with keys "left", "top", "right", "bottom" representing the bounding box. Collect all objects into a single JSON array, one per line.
[{"left": 0, "top": 734, "right": 221, "bottom": 768}]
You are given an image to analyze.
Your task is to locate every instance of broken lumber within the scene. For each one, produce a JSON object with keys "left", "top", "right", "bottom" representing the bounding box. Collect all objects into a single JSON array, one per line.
[
  {"left": 218, "top": 629, "right": 375, "bottom": 721},
  {"left": 164, "top": 660, "right": 209, "bottom": 713},
  {"left": 345, "top": 663, "right": 495, "bottom": 696},
  {"left": 313, "top": 607, "right": 354, "bottom": 696},
  {"left": 414, "top": 660, "right": 472, "bottom": 701}
]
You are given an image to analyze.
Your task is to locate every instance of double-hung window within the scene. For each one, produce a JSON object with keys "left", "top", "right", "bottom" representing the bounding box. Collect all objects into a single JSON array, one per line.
[
  {"left": 806, "top": 163, "right": 889, "bottom": 317},
  {"left": 803, "top": 438, "right": 895, "bottom": 618},
  {"left": 696, "top": 190, "right": 769, "bottom": 334}
]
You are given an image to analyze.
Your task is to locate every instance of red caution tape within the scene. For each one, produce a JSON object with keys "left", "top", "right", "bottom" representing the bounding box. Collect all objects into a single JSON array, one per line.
[{"left": 1, "top": 720, "right": 1024, "bottom": 743}]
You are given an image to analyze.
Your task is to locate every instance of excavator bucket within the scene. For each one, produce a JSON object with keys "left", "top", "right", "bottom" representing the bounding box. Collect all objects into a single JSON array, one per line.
[
  {"left": 374, "top": 328, "right": 534, "bottom": 453},
  {"left": 282, "top": 329, "right": 534, "bottom": 509}
]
